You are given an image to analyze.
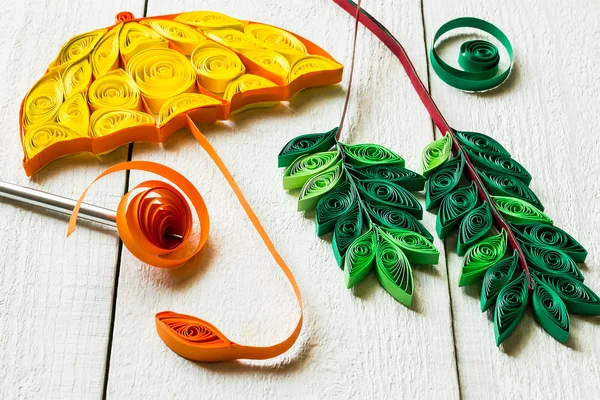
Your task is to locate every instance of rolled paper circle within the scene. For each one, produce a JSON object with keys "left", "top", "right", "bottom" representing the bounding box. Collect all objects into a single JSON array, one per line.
[
  {"left": 492, "top": 196, "right": 553, "bottom": 225},
  {"left": 244, "top": 23, "right": 307, "bottom": 61},
  {"left": 24, "top": 123, "right": 85, "bottom": 159},
  {"left": 223, "top": 73, "right": 277, "bottom": 102},
  {"left": 342, "top": 143, "right": 405, "bottom": 167},
  {"left": 494, "top": 271, "right": 528, "bottom": 345},
  {"left": 283, "top": 150, "right": 340, "bottom": 190},
  {"left": 140, "top": 19, "right": 206, "bottom": 55},
  {"left": 536, "top": 273, "right": 600, "bottom": 316},
  {"left": 277, "top": 127, "right": 338, "bottom": 168},
  {"left": 92, "top": 24, "right": 122, "bottom": 78},
  {"left": 67, "top": 161, "right": 209, "bottom": 269},
  {"left": 376, "top": 235, "right": 414, "bottom": 307},
  {"left": 126, "top": 48, "right": 197, "bottom": 113},
  {"left": 421, "top": 134, "right": 451, "bottom": 176},
  {"left": 356, "top": 180, "right": 422, "bottom": 219},
  {"left": 241, "top": 49, "right": 290, "bottom": 79},
  {"left": 158, "top": 93, "right": 221, "bottom": 126},
  {"left": 90, "top": 109, "right": 155, "bottom": 138},
  {"left": 532, "top": 277, "right": 570, "bottom": 343},
  {"left": 173, "top": 11, "right": 245, "bottom": 30},
  {"left": 191, "top": 42, "right": 246, "bottom": 93},
  {"left": 454, "top": 130, "right": 510, "bottom": 156},
  {"left": 22, "top": 70, "right": 63, "bottom": 129},
  {"left": 459, "top": 229, "right": 507, "bottom": 287},
  {"left": 204, "top": 29, "right": 264, "bottom": 52},
  {"left": 51, "top": 28, "right": 107, "bottom": 67},
  {"left": 425, "top": 154, "right": 464, "bottom": 210},
  {"left": 522, "top": 243, "right": 583, "bottom": 281},
  {"left": 457, "top": 202, "right": 493, "bottom": 256},
  {"left": 430, "top": 17, "right": 513, "bottom": 92},
  {"left": 288, "top": 55, "right": 342, "bottom": 83},
  {"left": 87, "top": 69, "right": 141, "bottom": 111},
  {"left": 315, "top": 182, "right": 354, "bottom": 236},
  {"left": 62, "top": 58, "right": 92, "bottom": 98},
  {"left": 119, "top": 22, "right": 168, "bottom": 61},
  {"left": 297, "top": 161, "right": 343, "bottom": 211},
  {"left": 58, "top": 92, "right": 90, "bottom": 136},
  {"left": 365, "top": 203, "right": 433, "bottom": 242},
  {"left": 115, "top": 11, "right": 135, "bottom": 23},
  {"left": 344, "top": 229, "right": 377, "bottom": 289},
  {"left": 510, "top": 223, "right": 587, "bottom": 263}
]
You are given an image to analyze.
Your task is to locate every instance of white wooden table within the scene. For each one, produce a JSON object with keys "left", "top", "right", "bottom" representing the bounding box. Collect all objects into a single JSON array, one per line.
[{"left": 1, "top": 0, "right": 599, "bottom": 398}]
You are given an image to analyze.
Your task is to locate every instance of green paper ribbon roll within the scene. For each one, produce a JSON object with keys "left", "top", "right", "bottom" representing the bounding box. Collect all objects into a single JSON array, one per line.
[
  {"left": 532, "top": 276, "right": 570, "bottom": 344},
  {"left": 522, "top": 242, "right": 584, "bottom": 281},
  {"left": 297, "top": 160, "right": 344, "bottom": 211},
  {"left": 356, "top": 180, "right": 423, "bottom": 219},
  {"left": 283, "top": 151, "right": 340, "bottom": 190},
  {"left": 365, "top": 203, "right": 433, "bottom": 242},
  {"left": 381, "top": 228, "right": 439, "bottom": 265},
  {"left": 332, "top": 204, "right": 363, "bottom": 266},
  {"left": 278, "top": 127, "right": 338, "bottom": 167},
  {"left": 492, "top": 196, "right": 553, "bottom": 225},
  {"left": 341, "top": 143, "right": 405, "bottom": 167},
  {"left": 535, "top": 273, "right": 600, "bottom": 316},
  {"left": 510, "top": 223, "right": 588, "bottom": 263},
  {"left": 455, "top": 131, "right": 510, "bottom": 156},
  {"left": 480, "top": 250, "right": 518, "bottom": 312},
  {"left": 457, "top": 202, "right": 493, "bottom": 256},
  {"left": 494, "top": 271, "right": 528, "bottom": 345},
  {"left": 375, "top": 234, "right": 414, "bottom": 307},
  {"left": 459, "top": 229, "right": 507, "bottom": 287},
  {"left": 315, "top": 182, "right": 355, "bottom": 236},
  {"left": 347, "top": 164, "right": 425, "bottom": 191},
  {"left": 430, "top": 17, "right": 513, "bottom": 92},
  {"left": 436, "top": 182, "right": 478, "bottom": 238},
  {"left": 425, "top": 153, "right": 464, "bottom": 211},
  {"left": 344, "top": 229, "right": 377, "bottom": 288},
  {"left": 421, "top": 134, "right": 452, "bottom": 177}
]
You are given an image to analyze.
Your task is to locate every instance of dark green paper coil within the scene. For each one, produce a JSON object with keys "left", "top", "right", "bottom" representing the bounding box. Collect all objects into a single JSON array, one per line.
[
  {"left": 365, "top": 203, "right": 433, "bottom": 242},
  {"left": 494, "top": 271, "right": 528, "bottom": 345},
  {"left": 480, "top": 250, "right": 518, "bottom": 312},
  {"left": 376, "top": 235, "right": 414, "bottom": 307},
  {"left": 425, "top": 153, "right": 464, "bottom": 210},
  {"left": 278, "top": 127, "right": 337, "bottom": 167},
  {"left": 532, "top": 276, "right": 570, "bottom": 344},
  {"left": 535, "top": 273, "right": 600, "bottom": 316},
  {"left": 521, "top": 242, "right": 583, "bottom": 282},
  {"left": 455, "top": 131, "right": 510, "bottom": 156},
  {"left": 315, "top": 182, "right": 355, "bottom": 236},
  {"left": 381, "top": 228, "right": 439, "bottom": 265},
  {"left": 356, "top": 179, "right": 423, "bottom": 219},
  {"left": 457, "top": 202, "right": 493, "bottom": 256},
  {"left": 347, "top": 164, "right": 425, "bottom": 191},
  {"left": 479, "top": 170, "right": 543, "bottom": 210},
  {"left": 332, "top": 204, "right": 363, "bottom": 267},
  {"left": 466, "top": 148, "right": 532, "bottom": 185},
  {"left": 344, "top": 229, "right": 377, "bottom": 289},
  {"left": 510, "top": 223, "right": 587, "bottom": 263},
  {"left": 436, "top": 182, "right": 478, "bottom": 238}
]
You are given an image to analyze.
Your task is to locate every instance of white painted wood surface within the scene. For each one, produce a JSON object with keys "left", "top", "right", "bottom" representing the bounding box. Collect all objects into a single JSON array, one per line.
[{"left": 0, "top": 0, "right": 597, "bottom": 398}]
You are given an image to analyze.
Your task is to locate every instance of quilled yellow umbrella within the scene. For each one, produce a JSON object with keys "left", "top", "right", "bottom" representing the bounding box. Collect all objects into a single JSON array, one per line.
[{"left": 19, "top": 10, "right": 343, "bottom": 176}]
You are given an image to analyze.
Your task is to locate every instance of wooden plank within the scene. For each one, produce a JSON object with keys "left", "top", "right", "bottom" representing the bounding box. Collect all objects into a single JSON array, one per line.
[
  {"left": 0, "top": 1, "right": 145, "bottom": 398},
  {"left": 106, "top": 0, "right": 459, "bottom": 398},
  {"left": 422, "top": 0, "right": 600, "bottom": 398}
]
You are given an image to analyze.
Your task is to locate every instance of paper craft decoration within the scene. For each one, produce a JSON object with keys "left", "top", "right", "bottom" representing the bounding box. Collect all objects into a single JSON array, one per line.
[
  {"left": 422, "top": 131, "right": 597, "bottom": 345},
  {"left": 19, "top": 10, "right": 343, "bottom": 176},
  {"left": 68, "top": 117, "right": 303, "bottom": 362},
  {"left": 430, "top": 18, "right": 513, "bottom": 92}
]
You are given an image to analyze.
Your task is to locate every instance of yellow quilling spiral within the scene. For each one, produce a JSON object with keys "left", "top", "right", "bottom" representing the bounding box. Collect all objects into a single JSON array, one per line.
[
  {"left": 140, "top": 19, "right": 206, "bottom": 55},
  {"left": 288, "top": 55, "right": 342, "bottom": 83},
  {"left": 203, "top": 29, "right": 263, "bottom": 52},
  {"left": 62, "top": 58, "right": 92, "bottom": 98},
  {"left": 23, "top": 123, "right": 84, "bottom": 159},
  {"left": 119, "top": 22, "right": 168, "bottom": 61},
  {"left": 174, "top": 11, "right": 245, "bottom": 30},
  {"left": 92, "top": 24, "right": 122, "bottom": 77},
  {"left": 241, "top": 49, "right": 290, "bottom": 79},
  {"left": 126, "top": 48, "right": 197, "bottom": 113},
  {"left": 50, "top": 28, "right": 107, "bottom": 68},
  {"left": 158, "top": 93, "right": 221, "bottom": 126},
  {"left": 223, "top": 74, "right": 277, "bottom": 101},
  {"left": 88, "top": 69, "right": 141, "bottom": 111},
  {"left": 191, "top": 42, "right": 245, "bottom": 93},
  {"left": 90, "top": 108, "right": 155, "bottom": 138},
  {"left": 57, "top": 92, "right": 89, "bottom": 136},
  {"left": 244, "top": 24, "right": 307, "bottom": 62},
  {"left": 22, "top": 70, "right": 63, "bottom": 129}
]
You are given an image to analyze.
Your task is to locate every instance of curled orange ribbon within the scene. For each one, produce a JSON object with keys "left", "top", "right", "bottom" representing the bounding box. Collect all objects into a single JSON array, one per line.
[{"left": 66, "top": 117, "right": 302, "bottom": 362}]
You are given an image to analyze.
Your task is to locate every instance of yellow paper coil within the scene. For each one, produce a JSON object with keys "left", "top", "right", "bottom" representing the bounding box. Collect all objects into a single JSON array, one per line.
[
  {"left": 241, "top": 49, "right": 290, "bottom": 79},
  {"left": 90, "top": 108, "right": 155, "bottom": 138},
  {"left": 24, "top": 123, "right": 84, "bottom": 159},
  {"left": 22, "top": 70, "right": 63, "bottom": 129},
  {"left": 244, "top": 24, "right": 306, "bottom": 62},
  {"left": 203, "top": 29, "right": 263, "bottom": 52},
  {"left": 174, "top": 11, "right": 245, "bottom": 30},
  {"left": 50, "top": 28, "right": 107, "bottom": 68},
  {"left": 288, "top": 55, "right": 341, "bottom": 83},
  {"left": 58, "top": 92, "right": 90, "bottom": 136},
  {"left": 126, "top": 48, "right": 197, "bottom": 113},
  {"left": 191, "top": 42, "right": 245, "bottom": 93},
  {"left": 119, "top": 22, "right": 168, "bottom": 61},
  {"left": 223, "top": 74, "right": 277, "bottom": 101},
  {"left": 88, "top": 69, "right": 141, "bottom": 111},
  {"left": 140, "top": 19, "right": 206, "bottom": 55},
  {"left": 62, "top": 58, "right": 92, "bottom": 98},
  {"left": 158, "top": 93, "right": 221, "bottom": 126},
  {"left": 92, "top": 24, "right": 122, "bottom": 77}
]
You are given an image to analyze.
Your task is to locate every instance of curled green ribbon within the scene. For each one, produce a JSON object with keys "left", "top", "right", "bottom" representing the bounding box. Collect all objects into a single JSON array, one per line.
[{"left": 430, "top": 17, "right": 513, "bottom": 92}]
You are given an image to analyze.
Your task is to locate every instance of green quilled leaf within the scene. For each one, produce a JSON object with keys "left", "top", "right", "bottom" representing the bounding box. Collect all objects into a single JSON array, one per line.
[
  {"left": 375, "top": 234, "right": 414, "bottom": 307},
  {"left": 332, "top": 204, "right": 363, "bottom": 267},
  {"left": 457, "top": 202, "right": 493, "bottom": 256},
  {"left": 421, "top": 134, "right": 452, "bottom": 177},
  {"left": 510, "top": 222, "right": 587, "bottom": 263},
  {"left": 344, "top": 229, "right": 377, "bottom": 289},
  {"left": 492, "top": 196, "right": 553, "bottom": 225},
  {"left": 535, "top": 273, "right": 600, "bottom": 316},
  {"left": 522, "top": 242, "right": 584, "bottom": 281},
  {"left": 342, "top": 143, "right": 405, "bottom": 167},
  {"left": 480, "top": 250, "right": 518, "bottom": 312},
  {"left": 479, "top": 169, "right": 544, "bottom": 210},
  {"left": 532, "top": 276, "right": 570, "bottom": 344},
  {"left": 315, "top": 182, "right": 355, "bottom": 236},
  {"left": 278, "top": 128, "right": 338, "bottom": 168},
  {"left": 297, "top": 160, "right": 343, "bottom": 211},
  {"left": 365, "top": 203, "right": 433, "bottom": 242},
  {"left": 380, "top": 228, "right": 439, "bottom": 265},
  {"left": 454, "top": 130, "right": 510, "bottom": 156},
  {"left": 283, "top": 151, "right": 340, "bottom": 190},
  {"left": 425, "top": 153, "right": 464, "bottom": 210},
  {"left": 459, "top": 229, "right": 507, "bottom": 287},
  {"left": 347, "top": 164, "right": 425, "bottom": 191},
  {"left": 464, "top": 147, "right": 532, "bottom": 185},
  {"left": 436, "top": 181, "right": 478, "bottom": 238},
  {"left": 356, "top": 179, "right": 423, "bottom": 219},
  {"left": 494, "top": 271, "right": 528, "bottom": 346}
]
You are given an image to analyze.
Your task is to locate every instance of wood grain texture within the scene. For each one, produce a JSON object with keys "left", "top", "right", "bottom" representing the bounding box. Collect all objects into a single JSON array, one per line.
[
  {"left": 105, "top": 1, "right": 459, "bottom": 399},
  {"left": 422, "top": 0, "right": 600, "bottom": 398},
  {"left": 0, "top": 1, "right": 145, "bottom": 398}
]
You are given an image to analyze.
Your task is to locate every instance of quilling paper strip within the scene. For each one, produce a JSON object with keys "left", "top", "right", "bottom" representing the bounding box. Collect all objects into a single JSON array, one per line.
[{"left": 20, "top": 10, "right": 343, "bottom": 176}]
